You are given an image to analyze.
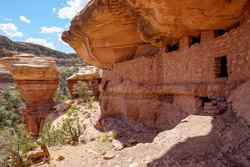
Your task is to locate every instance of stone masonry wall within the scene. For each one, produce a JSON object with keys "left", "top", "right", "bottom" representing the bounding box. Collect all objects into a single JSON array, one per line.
[{"left": 99, "top": 9, "right": 250, "bottom": 128}]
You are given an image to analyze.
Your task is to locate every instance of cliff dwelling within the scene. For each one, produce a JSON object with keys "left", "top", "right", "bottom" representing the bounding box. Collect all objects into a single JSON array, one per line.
[
  {"left": 1, "top": 0, "right": 250, "bottom": 166},
  {"left": 62, "top": 0, "right": 250, "bottom": 129}
]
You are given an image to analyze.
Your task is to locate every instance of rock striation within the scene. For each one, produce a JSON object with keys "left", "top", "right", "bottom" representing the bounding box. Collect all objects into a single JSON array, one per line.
[
  {"left": 0, "top": 54, "right": 59, "bottom": 136},
  {"left": 63, "top": 0, "right": 250, "bottom": 129},
  {"left": 67, "top": 66, "right": 101, "bottom": 98},
  {"left": 63, "top": 0, "right": 248, "bottom": 69}
]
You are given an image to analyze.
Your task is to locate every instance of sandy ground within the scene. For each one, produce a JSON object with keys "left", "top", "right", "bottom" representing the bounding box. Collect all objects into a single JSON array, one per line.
[{"left": 36, "top": 107, "right": 250, "bottom": 167}]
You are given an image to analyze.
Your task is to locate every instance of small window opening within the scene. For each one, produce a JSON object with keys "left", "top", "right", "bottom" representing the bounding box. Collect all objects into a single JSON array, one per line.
[
  {"left": 200, "top": 97, "right": 213, "bottom": 107},
  {"left": 215, "top": 56, "right": 228, "bottom": 79},
  {"left": 166, "top": 42, "right": 179, "bottom": 52},
  {"left": 215, "top": 29, "right": 227, "bottom": 37},
  {"left": 232, "top": 21, "right": 240, "bottom": 29},
  {"left": 190, "top": 36, "right": 201, "bottom": 46}
]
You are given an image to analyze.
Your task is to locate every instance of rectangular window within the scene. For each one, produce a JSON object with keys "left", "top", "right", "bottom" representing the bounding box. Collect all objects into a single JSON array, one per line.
[
  {"left": 166, "top": 42, "right": 179, "bottom": 52},
  {"left": 190, "top": 36, "right": 201, "bottom": 46},
  {"left": 215, "top": 56, "right": 228, "bottom": 78},
  {"left": 215, "top": 29, "right": 227, "bottom": 37}
]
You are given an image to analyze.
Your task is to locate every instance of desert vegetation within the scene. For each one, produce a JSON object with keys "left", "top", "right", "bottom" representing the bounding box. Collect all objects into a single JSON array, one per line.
[
  {"left": 54, "top": 67, "right": 78, "bottom": 102},
  {"left": 40, "top": 104, "right": 86, "bottom": 146},
  {"left": 0, "top": 66, "right": 98, "bottom": 166},
  {"left": 0, "top": 87, "right": 36, "bottom": 166}
]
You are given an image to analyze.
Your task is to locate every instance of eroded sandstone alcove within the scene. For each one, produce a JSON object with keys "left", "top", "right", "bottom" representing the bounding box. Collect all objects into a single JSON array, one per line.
[
  {"left": 0, "top": 54, "right": 59, "bottom": 136},
  {"left": 67, "top": 66, "right": 101, "bottom": 99},
  {"left": 62, "top": 0, "right": 250, "bottom": 129}
]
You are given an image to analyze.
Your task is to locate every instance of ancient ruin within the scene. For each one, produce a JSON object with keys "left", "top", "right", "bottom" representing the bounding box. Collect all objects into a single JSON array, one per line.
[
  {"left": 67, "top": 66, "right": 101, "bottom": 98},
  {"left": 63, "top": 0, "right": 250, "bottom": 128},
  {"left": 0, "top": 54, "right": 59, "bottom": 136}
]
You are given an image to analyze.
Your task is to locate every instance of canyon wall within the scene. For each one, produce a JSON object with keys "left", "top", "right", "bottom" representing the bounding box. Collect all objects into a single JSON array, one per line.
[{"left": 63, "top": 0, "right": 250, "bottom": 128}]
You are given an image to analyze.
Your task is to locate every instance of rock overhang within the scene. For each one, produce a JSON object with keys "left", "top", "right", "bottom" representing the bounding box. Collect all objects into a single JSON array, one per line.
[
  {"left": 0, "top": 54, "right": 59, "bottom": 81},
  {"left": 67, "top": 66, "right": 101, "bottom": 82},
  {"left": 62, "top": 0, "right": 249, "bottom": 69}
]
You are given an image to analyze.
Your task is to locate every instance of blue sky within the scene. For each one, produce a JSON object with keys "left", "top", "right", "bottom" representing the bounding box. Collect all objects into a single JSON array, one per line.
[{"left": 0, "top": 0, "right": 89, "bottom": 53}]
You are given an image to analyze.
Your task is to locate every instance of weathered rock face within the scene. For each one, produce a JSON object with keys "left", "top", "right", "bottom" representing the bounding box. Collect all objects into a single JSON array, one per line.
[
  {"left": 63, "top": 0, "right": 248, "bottom": 69},
  {"left": 67, "top": 66, "right": 101, "bottom": 98},
  {"left": 0, "top": 54, "right": 59, "bottom": 136},
  {"left": 63, "top": 1, "right": 250, "bottom": 128},
  {"left": 229, "top": 81, "right": 250, "bottom": 126}
]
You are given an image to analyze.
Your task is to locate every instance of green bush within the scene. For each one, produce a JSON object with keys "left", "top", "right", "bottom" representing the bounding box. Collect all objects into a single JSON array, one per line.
[
  {"left": 0, "top": 88, "right": 35, "bottom": 166},
  {"left": 54, "top": 67, "right": 78, "bottom": 102},
  {"left": 0, "top": 125, "right": 38, "bottom": 167},
  {"left": 74, "top": 81, "right": 92, "bottom": 99},
  {"left": 40, "top": 105, "right": 85, "bottom": 146},
  {"left": 0, "top": 87, "right": 23, "bottom": 128}
]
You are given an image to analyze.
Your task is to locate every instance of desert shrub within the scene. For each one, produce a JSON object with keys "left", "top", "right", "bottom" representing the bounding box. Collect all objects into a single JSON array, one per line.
[
  {"left": 0, "top": 88, "right": 35, "bottom": 166},
  {"left": 40, "top": 105, "right": 85, "bottom": 146},
  {"left": 98, "top": 131, "right": 119, "bottom": 143},
  {"left": 0, "top": 125, "right": 38, "bottom": 167},
  {"left": 0, "top": 87, "right": 23, "bottom": 128},
  {"left": 73, "top": 81, "right": 90, "bottom": 99},
  {"left": 73, "top": 81, "right": 96, "bottom": 105},
  {"left": 39, "top": 121, "right": 65, "bottom": 146},
  {"left": 54, "top": 67, "right": 78, "bottom": 102}
]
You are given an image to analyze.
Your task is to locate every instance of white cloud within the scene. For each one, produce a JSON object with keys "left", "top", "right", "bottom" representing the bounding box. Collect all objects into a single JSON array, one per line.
[
  {"left": 26, "top": 38, "right": 55, "bottom": 49},
  {"left": 0, "top": 23, "right": 23, "bottom": 38},
  {"left": 57, "top": 0, "right": 89, "bottom": 20},
  {"left": 40, "top": 26, "right": 64, "bottom": 34},
  {"left": 19, "top": 16, "right": 31, "bottom": 24}
]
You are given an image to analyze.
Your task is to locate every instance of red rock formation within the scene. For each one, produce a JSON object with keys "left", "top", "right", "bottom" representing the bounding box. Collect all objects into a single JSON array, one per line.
[
  {"left": 62, "top": 0, "right": 250, "bottom": 128},
  {"left": 229, "top": 81, "right": 250, "bottom": 125},
  {"left": 67, "top": 66, "right": 101, "bottom": 98},
  {"left": 62, "top": 0, "right": 248, "bottom": 69},
  {"left": 0, "top": 54, "right": 59, "bottom": 136}
]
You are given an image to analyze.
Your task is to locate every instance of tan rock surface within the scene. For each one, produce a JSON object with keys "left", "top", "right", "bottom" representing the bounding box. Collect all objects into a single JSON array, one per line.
[
  {"left": 67, "top": 66, "right": 101, "bottom": 81},
  {"left": 62, "top": 0, "right": 250, "bottom": 129},
  {"left": 36, "top": 104, "right": 250, "bottom": 167},
  {"left": 229, "top": 81, "right": 250, "bottom": 125},
  {"left": 0, "top": 54, "right": 59, "bottom": 136},
  {"left": 62, "top": 0, "right": 248, "bottom": 68},
  {"left": 0, "top": 54, "right": 59, "bottom": 80},
  {"left": 67, "top": 66, "right": 101, "bottom": 98}
]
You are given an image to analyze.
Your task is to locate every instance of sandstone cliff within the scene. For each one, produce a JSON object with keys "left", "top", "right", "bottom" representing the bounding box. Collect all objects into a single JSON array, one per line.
[
  {"left": 62, "top": 0, "right": 250, "bottom": 129},
  {"left": 63, "top": 0, "right": 249, "bottom": 68}
]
